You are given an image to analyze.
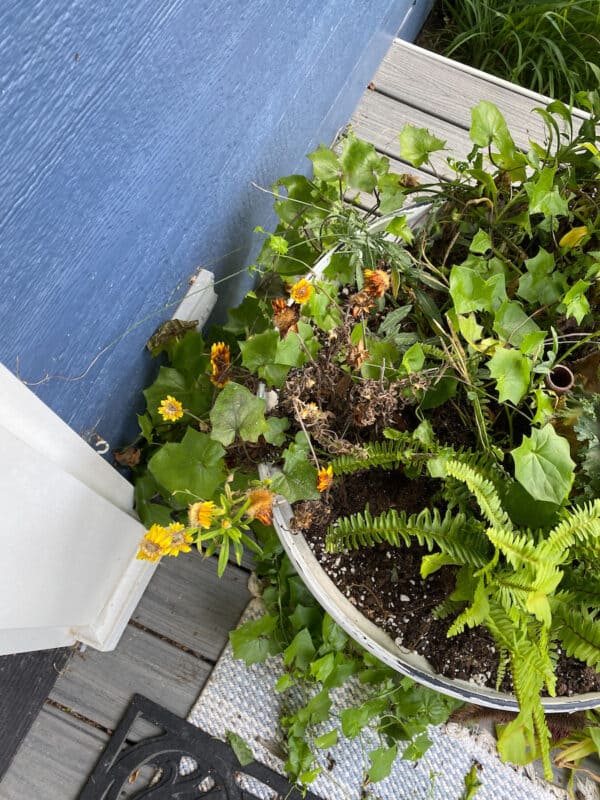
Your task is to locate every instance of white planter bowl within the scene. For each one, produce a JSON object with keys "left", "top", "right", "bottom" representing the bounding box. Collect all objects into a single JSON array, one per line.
[{"left": 260, "top": 205, "right": 600, "bottom": 712}]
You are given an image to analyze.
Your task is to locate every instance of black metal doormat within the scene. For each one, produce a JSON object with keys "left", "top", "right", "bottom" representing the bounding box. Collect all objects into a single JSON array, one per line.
[{"left": 79, "top": 693, "right": 323, "bottom": 800}]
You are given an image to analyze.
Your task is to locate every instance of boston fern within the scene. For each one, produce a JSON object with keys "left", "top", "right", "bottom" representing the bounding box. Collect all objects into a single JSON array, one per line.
[{"left": 327, "top": 448, "right": 600, "bottom": 777}]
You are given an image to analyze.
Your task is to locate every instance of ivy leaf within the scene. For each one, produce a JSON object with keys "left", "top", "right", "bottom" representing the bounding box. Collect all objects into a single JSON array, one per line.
[
  {"left": 493, "top": 300, "right": 539, "bottom": 346},
  {"left": 308, "top": 144, "right": 341, "bottom": 182},
  {"left": 518, "top": 247, "right": 564, "bottom": 306},
  {"left": 377, "top": 173, "right": 406, "bottom": 214},
  {"left": 402, "top": 342, "right": 425, "bottom": 373},
  {"left": 487, "top": 347, "right": 531, "bottom": 404},
  {"left": 230, "top": 614, "right": 278, "bottom": 664},
  {"left": 367, "top": 744, "right": 398, "bottom": 783},
  {"left": 470, "top": 101, "right": 516, "bottom": 161},
  {"left": 524, "top": 166, "right": 569, "bottom": 217},
  {"left": 449, "top": 256, "right": 506, "bottom": 314},
  {"left": 340, "top": 696, "right": 387, "bottom": 738},
  {"left": 303, "top": 283, "right": 342, "bottom": 331},
  {"left": 562, "top": 279, "right": 590, "bottom": 324},
  {"left": 239, "top": 330, "right": 279, "bottom": 374},
  {"left": 469, "top": 229, "right": 492, "bottom": 254},
  {"left": 148, "top": 428, "right": 226, "bottom": 505},
  {"left": 313, "top": 729, "right": 338, "bottom": 749},
  {"left": 310, "top": 652, "right": 335, "bottom": 683},
  {"left": 340, "top": 134, "right": 388, "bottom": 192},
  {"left": 210, "top": 383, "right": 269, "bottom": 445},
  {"left": 399, "top": 124, "right": 445, "bottom": 167},
  {"left": 225, "top": 294, "right": 269, "bottom": 335},
  {"left": 322, "top": 614, "right": 348, "bottom": 651},
  {"left": 512, "top": 424, "right": 575, "bottom": 505},
  {"left": 385, "top": 215, "right": 414, "bottom": 245},
  {"left": 401, "top": 732, "right": 433, "bottom": 761},
  {"left": 271, "top": 433, "right": 319, "bottom": 502},
  {"left": 137, "top": 413, "right": 154, "bottom": 444},
  {"left": 264, "top": 416, "right": 289, "bottom": 446},
  {"left": 167, "top": 330, "right": 208, "bottom": 381},
  {"left": 226, "top": 731, "right": 254, "bottom": 766},
  {"left": 284, "top": 628, "right": 316, "bottom": 670}
]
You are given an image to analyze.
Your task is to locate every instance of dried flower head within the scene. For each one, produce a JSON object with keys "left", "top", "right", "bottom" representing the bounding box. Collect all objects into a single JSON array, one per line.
[
  {"left": 363, "top": 269, "right": 390, "bottom": 298},
  {"left": 272, "top": 298, "right": 300, "bottom": 338},
  {"left": 158, "top": 395, "right": 184, "bottom": 422},
  {"left": 349, "top": 290, "right": 375, "bottom": 318},
  {"left": 137, "top": 524, "right": 171, "bottom": 561},
  {"left": 245, "top": 488, "right": 274, "bottom": 526},
  {"left": 317, "top": 464, "right": 334, "bottom": 493},
  {"left": 290, "top": 278, "right": 313, "bottom": 304},
  {"left": 164, "top": 522, "right": 193, "bottom": 557},
  {"left": 210, "top": 342, "right": 231, "bottom": 388},
  {"left": 188, "top": 500, "right": 216, "bottom": 529}
]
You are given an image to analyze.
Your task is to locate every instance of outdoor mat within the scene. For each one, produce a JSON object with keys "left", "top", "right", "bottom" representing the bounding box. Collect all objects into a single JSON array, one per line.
[{"left": 185, "top": 599, "right": 600, "bottom": 800}]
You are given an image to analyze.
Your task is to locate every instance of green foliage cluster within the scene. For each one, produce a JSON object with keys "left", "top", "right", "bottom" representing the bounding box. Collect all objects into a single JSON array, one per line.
[
  {"left": 129, "top": 93, "right": 600, "bottom": 786},
  {"left": 430, "top": 0, "right": 600, "bottom": 105},
  {"left": 230, "top": 526, "right": 461, "bottom": 786}
]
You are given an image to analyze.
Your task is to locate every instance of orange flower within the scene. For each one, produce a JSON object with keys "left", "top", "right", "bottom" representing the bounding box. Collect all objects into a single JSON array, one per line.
[
  {"left": 245, "top": 488, "right": 275, "bottom": 525},
  {"left": 290, "top": 278, "right": 313, "bottom": 304},
  {"left": 363, "top": 269, "right": 390, "bottom": 298},
  {"left": 210, "top": 342, "right": 231, "bottom": 388},
  {"left": 317, "top": 465, "right": 334, "bottom": 493}
]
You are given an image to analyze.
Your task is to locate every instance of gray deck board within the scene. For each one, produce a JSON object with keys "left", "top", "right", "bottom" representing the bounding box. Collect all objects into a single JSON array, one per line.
[
  {"left": 0, "top": 705, "right": 108, "bottom": 800},
  {"left": 2, "top": 39, "right": 577, "bottom": 800},
  {"left": 132, "top": 550, "right": 250, "bottom": 661},
  {"left": 50, "top": 623, "right": 212, "bottom": 737}
]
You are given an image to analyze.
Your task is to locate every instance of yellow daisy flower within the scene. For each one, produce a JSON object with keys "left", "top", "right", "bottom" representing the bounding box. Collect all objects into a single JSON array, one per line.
[
  {"left": 188, "top": 500, "right": 216, "bottom": 529},
  {"left": 164, "top": 522, "right": 193, "bottom": 557},
  {"left": 290, "top": 278, "right": 314, "bottom": 304},
  {"left": 363, "top": 269, "right": 390, "bottom": 298},
  {"left": 317, "top": 465, "right": 334, "bottom": 493},
  {"left": 158, "top": 395, "right": 184, "bottom": 422},
  {"left": 210, "top": 341, "right": 231, "bottom": 388},
  {"left": 136, "top": 524, "right": 171, "bottom": 562}
]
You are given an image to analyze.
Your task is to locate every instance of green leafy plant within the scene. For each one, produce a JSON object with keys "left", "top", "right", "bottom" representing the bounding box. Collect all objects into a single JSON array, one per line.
[
  {"left": 125, "top": 93, "right": 600, "bottom": 788},
  {"left": 429, "top": 0, "right": 600, "bottom": 104}
]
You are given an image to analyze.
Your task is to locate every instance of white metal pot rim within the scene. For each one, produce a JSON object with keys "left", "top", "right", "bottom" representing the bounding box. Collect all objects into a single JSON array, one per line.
[{"left": 258, "top": 205, "right": 600, "bottom": 712}]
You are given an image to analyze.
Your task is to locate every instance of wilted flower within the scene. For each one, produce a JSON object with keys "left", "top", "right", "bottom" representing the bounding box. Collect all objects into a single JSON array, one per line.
[
  {"left": 164, "top": 523, "right": 193, "bottom": 557},
  {"left": 317, "top": 465, "right": 334, "bottom": 493},
  {"left": 245, "top": 488, "right": 275, "bottom": 525},
  {"left": 189, "top": 500, "right": 216, "bottom": 529},
  {"left": 210, "top": 342, "right": 231, "bottom": 388},
  {"left": 364, "top": 269, "right": 390, "bottom": 298}
]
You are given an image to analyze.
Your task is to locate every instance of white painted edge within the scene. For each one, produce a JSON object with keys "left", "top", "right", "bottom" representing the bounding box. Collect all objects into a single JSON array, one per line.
[
  {"left": 77, "top": 269, "right": 219, "bottom": 651},
  {"left": 171, "top": 268, "right": 217, "bottom": 328},
  {"left": 0, "top": 627, "right": 77, "bottom": 653},
  {"left": 392, "top": 39, "right": 590, "bottom": 121}
]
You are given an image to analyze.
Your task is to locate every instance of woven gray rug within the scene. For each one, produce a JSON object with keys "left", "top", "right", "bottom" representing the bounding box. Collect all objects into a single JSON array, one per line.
[{"left": 185, "top": 600, "right": 597, "bottom": 800}]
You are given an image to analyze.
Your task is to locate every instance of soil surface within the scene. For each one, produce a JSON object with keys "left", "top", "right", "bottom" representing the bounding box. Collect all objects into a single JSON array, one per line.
[{"left": 292, "top": 471, "right": 600, "bottom": 697}]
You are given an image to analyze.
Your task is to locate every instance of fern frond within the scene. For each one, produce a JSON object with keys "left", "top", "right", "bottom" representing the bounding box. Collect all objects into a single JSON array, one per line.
[
  {"left": 445, "top": 459, "right": 513, "bottom": 530},
  {"left": 539, "top": 500, "right": 600, "bottom": 564},
  {"left": 495, "top": 648, "right": 509, "bottom": 691},
  {"left": 325, "top": 507, "right": 410, "bottom": 552},
  {"left": 552, "top": 601, "right": 600, "bottom": 670},
  {"left": 439, "top": 448, "right": 507, "bottom": 511},
  {"left": 325, "top": 507, "right": 489, "bottom": 567},
  {"left": 330, "top": 439, "right": 418, "bottom": 476},
  {"left": 485, "top": 527, "right": 539, "bottom": 570}
]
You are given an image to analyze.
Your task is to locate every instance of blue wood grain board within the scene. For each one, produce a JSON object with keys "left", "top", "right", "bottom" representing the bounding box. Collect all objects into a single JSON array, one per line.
[{"left": 0, "top": 0, "right": 429, "bottom": 449}]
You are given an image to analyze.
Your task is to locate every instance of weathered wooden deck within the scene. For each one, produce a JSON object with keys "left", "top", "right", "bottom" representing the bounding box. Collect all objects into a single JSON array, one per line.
[{"left": 0, "top": 39, "right": 581, "bottom": 799}]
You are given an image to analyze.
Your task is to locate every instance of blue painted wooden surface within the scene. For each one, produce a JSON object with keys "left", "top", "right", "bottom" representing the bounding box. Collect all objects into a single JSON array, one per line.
[{"left": 0, "top": 0, "right": 431, "bottom": 448}]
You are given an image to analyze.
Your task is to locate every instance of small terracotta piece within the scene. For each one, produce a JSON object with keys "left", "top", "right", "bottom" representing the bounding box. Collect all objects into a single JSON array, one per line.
[{"left": 545, "top": 364, "right": 575, "bottom": 394}]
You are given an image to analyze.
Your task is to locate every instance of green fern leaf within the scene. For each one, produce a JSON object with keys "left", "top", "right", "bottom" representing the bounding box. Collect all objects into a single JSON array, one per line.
[
  {"left": 444, "top": 459, "right": 513, "bottom": 530},
  {"left": 552, "top": 601, "right": 600, "bottom": 670}
]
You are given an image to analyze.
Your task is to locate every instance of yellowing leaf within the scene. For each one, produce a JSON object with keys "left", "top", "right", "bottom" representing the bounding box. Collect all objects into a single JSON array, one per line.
[{"left": 559, "top": 226, "right": 588, "bottom": 248}]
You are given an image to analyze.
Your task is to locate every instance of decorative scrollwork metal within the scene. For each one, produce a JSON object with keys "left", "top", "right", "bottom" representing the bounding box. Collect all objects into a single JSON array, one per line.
[{"left": 79, "top": 694, "right": 323, "bottom": 800}]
